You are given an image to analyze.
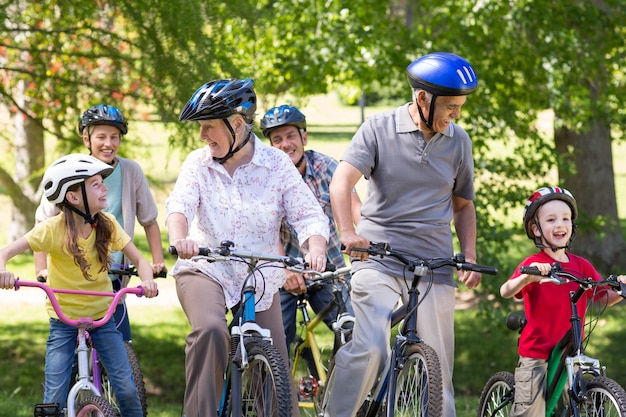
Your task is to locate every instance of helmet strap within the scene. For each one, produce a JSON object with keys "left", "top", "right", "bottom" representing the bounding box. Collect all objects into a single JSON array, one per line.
[
  {"left": 213, "top": 119, "right": 252, "bottom": 164},
  {"left": 534, "top": 222, "right": 575, "bottom": 252},
  {"left": 295, "top": 154, "right": 305, "bottom": 170},
  {"left": 415, "top": 96, "right": 437, "bottom": 130},
  {"left": 64, "top": 183, "right": 98, "bottom": 227}
]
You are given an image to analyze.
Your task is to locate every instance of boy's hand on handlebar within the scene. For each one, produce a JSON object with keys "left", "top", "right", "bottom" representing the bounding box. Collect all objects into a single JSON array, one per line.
[
  {"left": 284, "top": 270, "right": 306, "bottom": 294},
  {"left": 0, "top": 270, "right": 15, "bottom": 289},
  {"left": 169, "top": 239, "right": 199, "bottom": 259},
  {"left": 339, "top": 232, "right": 370, "bottom": 261}
]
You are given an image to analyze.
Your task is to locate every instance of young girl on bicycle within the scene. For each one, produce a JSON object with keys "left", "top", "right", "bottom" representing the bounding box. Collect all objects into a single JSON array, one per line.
[
  {"left": 500, "top": 186, "right": 626, "bottom": 417},
  {"left": 0, "top": 154, "right": 158, "bottom": 417}
]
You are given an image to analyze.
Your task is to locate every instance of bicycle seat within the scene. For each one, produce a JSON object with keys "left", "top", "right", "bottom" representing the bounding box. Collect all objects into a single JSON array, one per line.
[{"left": 506, "top": 310, "right": 526, "bottom": 331}]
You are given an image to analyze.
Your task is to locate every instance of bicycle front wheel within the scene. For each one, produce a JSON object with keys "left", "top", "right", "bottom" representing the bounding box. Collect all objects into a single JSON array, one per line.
[
  {"left": 476, "top": 371, "right": 515, "bottom": 417},
  {"left": 76, "top": 395, "right": 117, "bottom": 417},
  {"left": 576, "top": 375, "right": 626, "bottom": 416},
  {"left": 228, "top": 337, "right": 293, "bottom": 417},
  {"left": 383, "top": 342, "right": 443, "bottom": 417}
]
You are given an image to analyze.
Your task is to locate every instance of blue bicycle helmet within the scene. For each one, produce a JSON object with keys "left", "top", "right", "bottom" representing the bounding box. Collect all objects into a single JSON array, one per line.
[
  {"left": 407, "top": 52, "right": 478, "bottom": 129},
  {"left": 260, "top": 105, "right": 307, "bottom": 138},
  {"left": 78, "top": 104, "right": 128, "bottom": 135},
  {"left": 179, "top": 78, "right": 257, "bottom": 123}
]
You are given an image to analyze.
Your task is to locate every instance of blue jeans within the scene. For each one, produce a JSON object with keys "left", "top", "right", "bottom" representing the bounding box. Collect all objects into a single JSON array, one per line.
[
  {"left": 44, "top": 318, "right": 143, "bottom": 417},
  {"left": 280, "top": 283, "right": 354, "bottom": 353},
  {"left": 113, "top": 302, "right": 132, "bottom": 342}
]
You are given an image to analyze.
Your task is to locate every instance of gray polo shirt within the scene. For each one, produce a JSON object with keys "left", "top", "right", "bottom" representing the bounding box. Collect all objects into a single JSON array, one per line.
[{"left": 342, "top": 102, "right": 475, "bottom": 285}]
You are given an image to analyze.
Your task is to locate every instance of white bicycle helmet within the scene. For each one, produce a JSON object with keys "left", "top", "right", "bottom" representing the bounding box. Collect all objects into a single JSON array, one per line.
[{"left": 43, "top": 154, "right": 113, "bottom": 205}]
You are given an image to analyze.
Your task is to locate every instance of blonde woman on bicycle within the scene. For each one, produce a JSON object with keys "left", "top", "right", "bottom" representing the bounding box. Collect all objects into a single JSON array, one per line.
[
  {"left": 0, "top": 154, "right": 157, "bottom": 417},
  {"left": 167, "top": 79, "right": 329, "bottom": 417}
]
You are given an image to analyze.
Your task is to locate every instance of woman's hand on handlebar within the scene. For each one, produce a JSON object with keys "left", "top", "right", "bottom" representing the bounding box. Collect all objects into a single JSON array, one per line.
[
  {"left": 169, "top": 239, "right": 199, "bottom": 259},
  {"left": 339, "top": 231, "right": 370, "bottom": 262},
  {"left": 303, "top": 235, "right": 327, "bottom": 273}
]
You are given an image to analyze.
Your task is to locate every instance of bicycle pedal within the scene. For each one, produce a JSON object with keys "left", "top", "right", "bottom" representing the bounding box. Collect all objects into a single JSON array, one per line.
[
  {"left": 34, "top": 403, "right": 62, "bottom": 417},
  {"left": 299, "top": 375, "right": 319, "bottom": 398}
]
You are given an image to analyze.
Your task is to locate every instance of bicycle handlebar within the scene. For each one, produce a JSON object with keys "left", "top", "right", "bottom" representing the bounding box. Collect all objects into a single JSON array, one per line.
[
  {"left": 520, "top": 263, "right": 626, "bottom": 295},
  {"left": 346, "top": 242, "right": 499, "bottom": 276},
  {"left": 168, "top": 241, "right": 337, "bottom": 272},
  {"left": 304, "top": 265, "right": 352, "bottom": 291},
  {"left": 109, "top": 263, "right": 168, "bottom": 278},
  {"left": 13, "top": 279, "right": 149, "bottom": 328}
]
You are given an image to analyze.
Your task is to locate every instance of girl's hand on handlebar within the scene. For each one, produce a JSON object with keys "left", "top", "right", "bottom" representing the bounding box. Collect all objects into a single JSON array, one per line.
[
  {"left": 0, "top": 270, "right": 15, "bottom": 289},
  {"left": 140, "top": 279, "right": 159, "bottom": 298},
  {"left": 169, "top": 239, "right": 199, "bottom": 259}
]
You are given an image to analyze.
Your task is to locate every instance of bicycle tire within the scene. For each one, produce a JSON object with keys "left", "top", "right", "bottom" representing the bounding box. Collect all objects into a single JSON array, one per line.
[
  {"left": 99, "top": 342, "right": 148, "bottom": 416},
  {"left": 226, "top": 337, "right": 293, "bottom": 417},
  {"left": 576, "top": 375, "right": 626, "bottom": 416},
  {"left": 476, "top": 371, "right": 515, "bottom": 417},
  {"left": 75, "top": 395, "right": 118, "bottom": 417},
  {"left": 381, "top": 342, "right": 443, "bottom": 417}
]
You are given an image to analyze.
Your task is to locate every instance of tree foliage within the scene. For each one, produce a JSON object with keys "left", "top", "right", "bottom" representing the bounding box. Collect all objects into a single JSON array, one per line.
[{"left": 1, "top": 0, "right": 626, "bottom": 318}]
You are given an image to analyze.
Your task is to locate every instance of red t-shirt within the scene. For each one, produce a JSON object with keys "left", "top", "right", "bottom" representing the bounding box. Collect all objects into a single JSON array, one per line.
[{"left": 509, "top": 251, "right": 601, "bottom": 360}]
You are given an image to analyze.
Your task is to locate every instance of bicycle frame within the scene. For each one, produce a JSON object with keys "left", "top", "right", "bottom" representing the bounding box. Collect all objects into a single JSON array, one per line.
[
  {"left": 292, "top": 266, "right": 353, "bottom": 411},
  {"left": 219, "top": 268, "right": 274, "bottom": 416},
  {"left": 14, "top": 279, "right": 147, "bottom": 417},
  {"left": 172, "top": 242, "right": 308, "bottom": 417},
  {"left": 480, "top": 264, "right": 626, "bottom": 417},
  {"left": 338, "top": 243, "right": 498, "bottom": 417}
]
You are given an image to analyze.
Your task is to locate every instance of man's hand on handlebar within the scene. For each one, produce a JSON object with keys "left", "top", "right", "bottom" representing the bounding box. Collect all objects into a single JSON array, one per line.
[
  {"left": 339, "top": 231, "right": 370, "bottom": 262},
  {"left": 284, "top": 270, "right": 307, "bottom": 295}
]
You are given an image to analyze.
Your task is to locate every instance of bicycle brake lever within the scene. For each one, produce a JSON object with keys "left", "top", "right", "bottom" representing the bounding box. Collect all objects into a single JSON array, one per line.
[{"left": 540, "top": 276, "right": 567, "bottom": 285}]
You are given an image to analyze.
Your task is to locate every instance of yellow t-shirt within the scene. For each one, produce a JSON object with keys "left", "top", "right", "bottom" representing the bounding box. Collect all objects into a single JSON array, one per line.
[{"left": 25, "top": 212, "right": 131, "bottom": 320}]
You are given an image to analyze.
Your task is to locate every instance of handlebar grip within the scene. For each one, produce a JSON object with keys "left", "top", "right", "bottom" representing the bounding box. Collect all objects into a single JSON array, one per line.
[
  {"left": 168, "top": 246, "right": 211, "bottom": 256},
  {"left": 462, "top": 263, "right": 498, "bottom": 276},
  {"left": 520, "top": 266, "right": 542, "bottom": 275}
]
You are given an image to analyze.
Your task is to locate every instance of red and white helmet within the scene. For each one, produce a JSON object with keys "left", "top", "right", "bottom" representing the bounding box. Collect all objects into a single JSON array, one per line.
[{"left": 522, "top": 186, "right": 577, "bottom": 240}]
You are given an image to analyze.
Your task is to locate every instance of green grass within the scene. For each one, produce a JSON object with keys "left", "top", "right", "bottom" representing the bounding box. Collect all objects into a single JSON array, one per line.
[{"left": 4, "top": 270, "right": 626, "bottom": 417}]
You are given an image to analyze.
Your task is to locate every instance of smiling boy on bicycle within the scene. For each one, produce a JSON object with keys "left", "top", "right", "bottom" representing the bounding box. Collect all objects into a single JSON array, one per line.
[{"left": 500, "top": 186, "right": 626, "bottom": 417}]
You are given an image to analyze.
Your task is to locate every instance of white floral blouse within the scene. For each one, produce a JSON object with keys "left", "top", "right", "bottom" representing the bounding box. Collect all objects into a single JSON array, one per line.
[{"left": 166, "top": 135, "right": 329, "bottom": 310}]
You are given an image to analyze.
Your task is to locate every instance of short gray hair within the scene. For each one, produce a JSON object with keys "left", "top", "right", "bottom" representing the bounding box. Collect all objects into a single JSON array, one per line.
[{"left": 413, "top": 89, "right": 433, "bottom": 103}]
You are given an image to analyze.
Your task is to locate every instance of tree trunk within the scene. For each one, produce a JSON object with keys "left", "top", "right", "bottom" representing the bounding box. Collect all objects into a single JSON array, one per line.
[
  {"left": 554, "top": 120, "right": 626, "bottom": 273},
  {"left": 9, "top": 80, "right": 43, "bottom": 241}
]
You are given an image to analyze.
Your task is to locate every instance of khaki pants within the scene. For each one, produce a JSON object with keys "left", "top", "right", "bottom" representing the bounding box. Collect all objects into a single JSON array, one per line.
[
  {"left": 323, "top": 268, "right": 456, "bottom": 417},
  {"left": 512, "top": 356, "right": 548, "bottom": 417},
  {"left": 175, "top": 268, "right": 299, "bottom": 417}
]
